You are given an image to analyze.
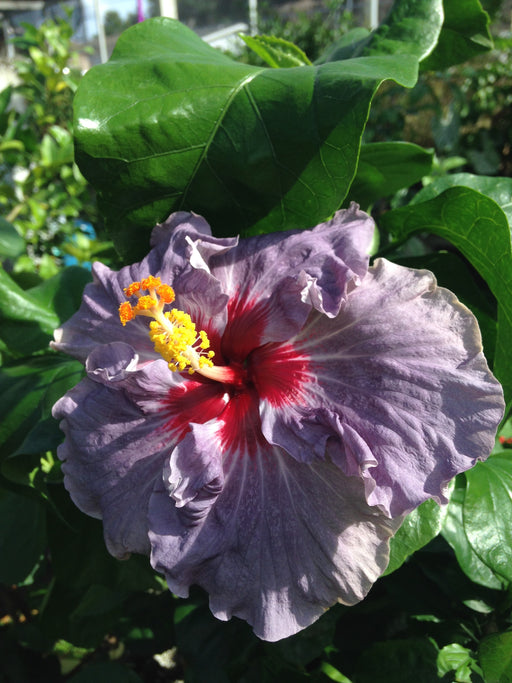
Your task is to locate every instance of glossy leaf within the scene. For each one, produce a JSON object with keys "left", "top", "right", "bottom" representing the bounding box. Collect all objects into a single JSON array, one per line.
[
  {"left": 346, "top": 142, "right": 433, "bottom": 209},
  {"left": 240, "top": 34, "right": 312, "bottom": 67},
  {"left": 385, "top": 496, "right": 448, "bottom": 575},
  {"left": 422, "top": 0, "right": 492, "bottom": 71},
  {"left": 380, "top": 186, "right": 512, "bottom": 404},
  {"left": 464, "top": 454, "right": 512, "bottom": 583},
  {"left": 479, "top": 631, "right": 512, "bottom": 683},
  {"left": 317, "top": 0, "right": 443, "bottom": 64},
  {"left": 74, "top": 17, "right": 418, "bottom": 261},
  {"left": 413, "top": 173, "right": 512, "bottom": 228},
  {"left": 0, "top": 266, "right": 91, "bottom": 357},
  {"left": 441, "top": 476, "right": 504, "bottom": 589}
]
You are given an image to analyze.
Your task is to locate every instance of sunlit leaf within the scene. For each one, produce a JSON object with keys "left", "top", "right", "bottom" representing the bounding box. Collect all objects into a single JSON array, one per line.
[
  {"left": 74, "top": 17, "right": 418, "bottom": 261},
  {"left": 464, "top": 454, "right": 512, "bottom": 583}
]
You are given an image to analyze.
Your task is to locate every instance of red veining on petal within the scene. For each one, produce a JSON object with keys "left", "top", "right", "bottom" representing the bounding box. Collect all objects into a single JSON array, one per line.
[
  {"left": 249, "top": 342, "right": 311, "bottom": 408},
  {"left": 218, "top": 386, "right": 266, "bottom": 458},
  {"left": 161, "top": 380, "right": 229, "bottom": 439},
  {"left": 221, "top": 294, "right": 269, "bottom": 362}
]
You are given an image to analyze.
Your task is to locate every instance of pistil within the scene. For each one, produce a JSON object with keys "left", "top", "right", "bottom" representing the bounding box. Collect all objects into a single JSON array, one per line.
[{"left": 119, "top": 276, "right": 235, "bottom": 382}]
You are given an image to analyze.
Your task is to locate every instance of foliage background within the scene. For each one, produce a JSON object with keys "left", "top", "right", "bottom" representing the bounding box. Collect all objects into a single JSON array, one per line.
[{"left": 1, "top": 1, "right": 512, "bottom": 681}]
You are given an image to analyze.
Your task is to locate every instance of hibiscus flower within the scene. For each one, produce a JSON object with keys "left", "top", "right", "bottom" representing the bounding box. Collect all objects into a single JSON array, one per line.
[{"left": 52, "top": 206, "right": 504, "bottom": 641}]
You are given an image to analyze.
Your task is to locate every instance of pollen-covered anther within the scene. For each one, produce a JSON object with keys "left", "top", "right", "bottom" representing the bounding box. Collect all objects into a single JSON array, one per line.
[
  {"left": 119, "top": 277, "right": 214, "bottom": 375},
  {"left": 119, "top": 302, "right": 134, "bottom": 326}
]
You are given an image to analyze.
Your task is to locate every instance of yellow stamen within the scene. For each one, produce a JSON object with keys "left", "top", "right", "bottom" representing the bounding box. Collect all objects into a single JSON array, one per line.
[{"left": 119, "top": 277, "right": 214, "bottom": 374}]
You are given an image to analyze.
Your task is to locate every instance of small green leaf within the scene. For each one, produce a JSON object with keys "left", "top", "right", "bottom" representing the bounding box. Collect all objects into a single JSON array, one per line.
[
  {"left": 479, "top": 631, "right": 512, "bottom": 683},
  {"left": 347, "top": 142, "right": 433, "bottom": 209},
  {"left": 464, "top": 454, "right": 512, "bottom": 583},
  {"left": 385, "top": 496, "right": 448, "bottom": 575},
  {"left": 437, "top": 643, "right": 482, "bottom": 682},
  {"left": 320, "top": 662, "right": 353, "bottom": 683},
  {"left": 240, "top": 34, "right": 312, "bottom": 67}
]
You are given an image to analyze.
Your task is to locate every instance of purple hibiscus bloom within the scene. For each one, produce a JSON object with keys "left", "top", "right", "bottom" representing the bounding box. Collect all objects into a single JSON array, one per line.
[{"left": 52, "top": 206, "right": 504, "bottom": 641}]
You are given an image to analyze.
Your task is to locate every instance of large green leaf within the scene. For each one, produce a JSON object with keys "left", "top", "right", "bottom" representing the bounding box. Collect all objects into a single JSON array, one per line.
[
  {"left": 421, "top": 0, "right": 492, "bottom": 70},
  {"left": 464, "top": 454, "right": 512, "bottom": 583},
  {"left": 413, "top": 173, "right": 512, "bottom": 228},
  {"left": 0, "top": 266, "right": 91, "bottom": 357},
  {"left": 379, "top": 186, "right": 512, "bottom": 405},
  {"left": 384, "top": 497, "right": 448, "bottom": 575},
  {"left": 74, "top": 17, "right": 419, "bottom": 261},
  {"left": 479, "top": 632, "right": 512, "bottom": 683},
  {"left": 317, "top": 0, "right": 443, "bottom": 64},
  {"left": 441, "top": 475, "right": 504, "bottom": 589},
  {"left": 346, "top": 142, "right": 433, "bottom": 209},
  {"left": 0, "top": 355, "right": 83, "bottom": 461}
]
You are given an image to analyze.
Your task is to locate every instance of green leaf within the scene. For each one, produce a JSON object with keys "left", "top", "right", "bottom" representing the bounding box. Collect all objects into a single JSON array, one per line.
[
  {"left": 0, "top": 488, "right": 46, "bottom": 584},
  {"left": 347, "top": 142, "right": 433, "bottom": 209},
  {"left": 0, "top": 266, "right": 91, "bottom": 357},
  {"left": 0, "top": 266, "right": 59, "bottom": 347},
  {"left": 441, "top": 476, "right": 504, "bottom": 589},
  {"left": 414, "top": 173, "right": 512, "bottom": 229},
  {"left": 384, "top": 496, "right": 448, "bottom": 575},
  {"left": 422, "top": 0, "right": 493, "bottom": 71},
  {"left": 464, "top": 454, "right": 512, "bottom": 583},
  {"left": 437, "top": 643, "right": 482, "bottom": 682},
  {"left": 0, "top": 355, "right": 83, "bottom": 461},
  {"left": 74, "top": 17, "right": 418, "bottom": 261},
  {"left": 319, "top": 662, "right": 353, "bottom": 683},
  {"left": 240, "top": 34, "right": 312, "bottom": 68},
  {"left": 0, "top": 217, "right": 24, "bottom": 258},
  {"left": 479, "top": 631, "right": 512, "bottom": 683},
  {"left": 379, "top": 186, "right": 512, "bottom": 405},
  {"left": 317, "top": 0, "right": 443, "bottom": 64}
]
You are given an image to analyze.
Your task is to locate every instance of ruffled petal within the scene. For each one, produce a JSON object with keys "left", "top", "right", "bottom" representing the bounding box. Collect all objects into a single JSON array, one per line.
[
  {"left": 53, "top": 376, "right": 170, "bottom": 558},
  {"left": 51, "top": 213, "right": 234, "bottom": 363},
  {"left": 148, "top": 424, "right": 398, "bottom": 642},
  {"left": 210, "top": 205, "right": 375, "bottom": 356},
  {"left": 265, "top": 258, "right": 504, "bottom": 517}
]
